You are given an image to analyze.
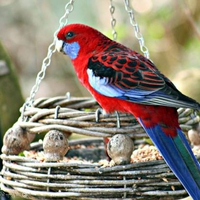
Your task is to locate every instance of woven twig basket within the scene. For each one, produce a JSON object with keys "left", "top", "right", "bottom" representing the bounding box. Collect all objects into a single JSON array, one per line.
[{"left": 1, "top": 95, "right": 200, "bottom": 200}]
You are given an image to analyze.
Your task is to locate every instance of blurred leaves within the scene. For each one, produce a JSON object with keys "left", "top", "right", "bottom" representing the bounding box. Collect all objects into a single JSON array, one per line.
[{"left": 0, "top": 0, "right": 199, "bottom": 101}]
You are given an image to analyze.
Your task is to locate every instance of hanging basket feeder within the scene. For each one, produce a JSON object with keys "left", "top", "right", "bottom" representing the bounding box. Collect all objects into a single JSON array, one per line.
[
  {"left": 1, "top": 95, "right": 200, "bottom": 200},
  {"left": 1, "top": 0, "right": 200, "bottom": 199}
]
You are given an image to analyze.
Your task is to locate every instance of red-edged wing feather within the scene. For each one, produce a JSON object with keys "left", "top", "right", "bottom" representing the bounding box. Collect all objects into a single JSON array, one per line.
[
  {"left": 89, "top": 50, "right": 165, "bottom": 91},
  {"left": 87, "top": 42, "right": 200, "bottom": 109}
]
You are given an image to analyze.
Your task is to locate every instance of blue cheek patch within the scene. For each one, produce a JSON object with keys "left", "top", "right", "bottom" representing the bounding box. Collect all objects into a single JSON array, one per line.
[{"left": 63, "top": 42, "right": 80, "bottom": 60}]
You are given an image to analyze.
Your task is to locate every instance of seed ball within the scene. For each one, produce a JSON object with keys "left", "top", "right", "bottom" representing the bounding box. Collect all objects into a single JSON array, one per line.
[
  {"left": 43, "top": 130, "right": 69, "bottom": 161},
  {"left": 188, "top": 123, "right": 200, "bottom": 147},
  {"left": 107, "top": 134, "right": 134, "bottom": 165},
  {"left": 27, "top": 130, "right": 36, "bottom": 143},
  {"left": 2, "top": 124, "right": 30, "bottom": 155}
]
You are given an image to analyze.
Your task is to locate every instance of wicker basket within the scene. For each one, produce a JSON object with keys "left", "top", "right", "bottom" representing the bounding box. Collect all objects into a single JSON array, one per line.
[{"left": 1, "top": 95, "right": 199, "bottom": 200}]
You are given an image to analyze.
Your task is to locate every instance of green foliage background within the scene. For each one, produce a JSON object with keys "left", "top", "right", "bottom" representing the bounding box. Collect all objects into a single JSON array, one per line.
[{"left": 0, "top": 0, "right": 199, "bottom": 101}]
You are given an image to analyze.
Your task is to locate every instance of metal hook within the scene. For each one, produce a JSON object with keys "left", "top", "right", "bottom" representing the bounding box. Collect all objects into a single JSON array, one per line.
[
  {"left": 54, "top": 106, "right": 61, "bottom": 119},
  {"left": 66, "top": 92, "right": 71, "bottom": 100},
  {"left": 115, "top": 111, "right": 121, "bottom": 128}
]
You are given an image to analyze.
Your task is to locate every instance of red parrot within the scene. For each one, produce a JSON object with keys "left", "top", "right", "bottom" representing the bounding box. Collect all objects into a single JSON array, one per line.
[{"left": 56, "top": 23, "right": 200, "bottom": 199}]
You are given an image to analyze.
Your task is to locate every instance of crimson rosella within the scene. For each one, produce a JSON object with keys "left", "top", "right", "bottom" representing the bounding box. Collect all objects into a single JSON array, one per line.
[{"left": 56, "top": 23, "right": 200, "bottom": 199}]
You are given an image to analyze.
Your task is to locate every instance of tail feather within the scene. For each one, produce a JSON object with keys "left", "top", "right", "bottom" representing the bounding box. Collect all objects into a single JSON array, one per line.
[{"left": 138, "top": 118, "right": 200, "bottom": 199}]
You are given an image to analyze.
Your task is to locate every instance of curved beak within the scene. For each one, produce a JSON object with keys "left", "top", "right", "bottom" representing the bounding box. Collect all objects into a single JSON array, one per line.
[{"left": 56, "top": 39, "right": 64, "bottom": 52}]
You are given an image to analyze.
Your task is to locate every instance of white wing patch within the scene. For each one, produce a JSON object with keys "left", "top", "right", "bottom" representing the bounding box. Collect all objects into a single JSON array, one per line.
[{"left": 87, "top": 69, "right": 124, "bottom": 97}]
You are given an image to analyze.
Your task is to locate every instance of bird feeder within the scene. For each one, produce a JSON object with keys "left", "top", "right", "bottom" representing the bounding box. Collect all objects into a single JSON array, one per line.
[{"left": 1, "top": 1, "right": 200, "bottom": 199}]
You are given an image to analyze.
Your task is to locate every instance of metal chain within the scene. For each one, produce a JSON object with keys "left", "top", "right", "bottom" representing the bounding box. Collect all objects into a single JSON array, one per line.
[
  {"left": 21, "top": 0, "right": 74, "bottom": 121},
  {"left": 123, "top": 0, "right": 150, "bottom": 59},
  {"left": 109, "top": 0, "right": 117, "bottom": 41}
]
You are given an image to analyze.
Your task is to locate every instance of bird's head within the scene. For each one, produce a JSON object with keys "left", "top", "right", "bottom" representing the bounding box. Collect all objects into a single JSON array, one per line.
[{"left": 56, "top": 23, "right": 109, "bottom": 60}]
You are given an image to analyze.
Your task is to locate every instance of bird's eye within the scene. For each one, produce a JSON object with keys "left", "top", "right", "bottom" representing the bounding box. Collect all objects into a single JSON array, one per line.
[{"left": 65, "top": 31, "right": 74, "bottom": 39}]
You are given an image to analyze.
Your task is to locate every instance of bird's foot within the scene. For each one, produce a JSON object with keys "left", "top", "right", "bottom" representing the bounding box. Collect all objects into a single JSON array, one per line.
[{"left": 95, "top": 108, "right": 121, "bottom": 128}]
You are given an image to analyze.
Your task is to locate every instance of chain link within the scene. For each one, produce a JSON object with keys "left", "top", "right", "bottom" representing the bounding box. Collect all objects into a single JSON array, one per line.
[
  {"left": 109, "top": 0, "right": 117, "bottom": 41},
  {"left": 21, "top": 0, "right": 74, "bottom": 121},
  {"left": 123, "top": 0, "right": 150, "bottom": 59}
]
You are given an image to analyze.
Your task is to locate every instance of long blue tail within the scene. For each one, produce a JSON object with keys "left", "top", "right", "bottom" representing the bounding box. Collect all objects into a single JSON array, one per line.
[{"left": 138, "top": 118, "right": 200, "bottom": 199}]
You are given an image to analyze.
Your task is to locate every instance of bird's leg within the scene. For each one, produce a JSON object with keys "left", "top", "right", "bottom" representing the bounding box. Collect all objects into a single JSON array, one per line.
[{"left": 95, "top": 108, "right": 121, "bottom": 128}]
